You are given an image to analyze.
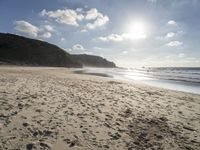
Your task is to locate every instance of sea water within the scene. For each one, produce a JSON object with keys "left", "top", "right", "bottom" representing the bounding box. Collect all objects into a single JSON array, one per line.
[{"left": 76, "top": 67, "right": 200, "bottom": 95}]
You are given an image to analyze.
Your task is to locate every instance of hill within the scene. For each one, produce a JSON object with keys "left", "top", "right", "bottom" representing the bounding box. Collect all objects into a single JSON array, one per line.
[
  {"left": 0, "top": 33, "right": 116, "bottom": 68},
  {"left": 0, "top": 33, "right": 81, "bottom": 67},
  {"left": 72, "top": 54, "right": 116, "bottom": 68}
]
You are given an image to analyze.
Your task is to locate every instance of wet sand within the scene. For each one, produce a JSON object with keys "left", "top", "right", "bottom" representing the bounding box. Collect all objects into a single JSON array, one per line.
[{"left": 0, "top": 67, "right": 200, "bottom": 150}]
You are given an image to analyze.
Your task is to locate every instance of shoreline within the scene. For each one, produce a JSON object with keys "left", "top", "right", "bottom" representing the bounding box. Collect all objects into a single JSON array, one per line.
[
  {"left": 0, "top": 67, "right": 200, "bottom": 150},
  {"left": 73, "top": 67, "right": 200, "bottom": 95},
  {"left": 73, "top": 70, "right": 113, "bottom": 78}
]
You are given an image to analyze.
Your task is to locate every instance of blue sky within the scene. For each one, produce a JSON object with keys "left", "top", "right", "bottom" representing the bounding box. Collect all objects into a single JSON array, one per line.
[{"left": 0, "top": 0, "right": 200, "bottom": 67}]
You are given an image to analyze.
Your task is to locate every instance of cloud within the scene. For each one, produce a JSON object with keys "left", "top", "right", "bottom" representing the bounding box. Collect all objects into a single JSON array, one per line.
[
  {"left": 69, "top": 44, "right": 93, "bottom": 55},
  {"left": 76, "top": 8, "right": 83, "bottom": 12},
  {"left": 166, "top": 41, "right": 183, "bottom": 47},
  {"left": 93, "top": 47, "right": 103, "bottom": 50},
  {"left": 85, "top": 8, "right": 100, "bottom": 20},
  {"left": 39, "top": 25, "right": 54, "bottom": 38},
  {"left": 14, "top": 20, "right": 39, "bottom": 37},
  {"left": 72, "top": 44, "right": 85, "bottom": 50},
  {"left": 40, "top": 8, "right": 109, "bottom": 30},
  {"left": 167, "top": 20, "right": 177, "bottom": 26},
  {"left": 166, "top": 32, "right": 176, "bottom": 38},
  {"left": 83, "top": 51, "right": 93, "bottom": 55},
  {"left": 156, "top": 32, "right": 178, "bottom": 41},
  {"left": 14, "top": 20, "right": 55, "bottom": 39},
  {"left": 41, "top": 32, "right": 52, "bottom": 38},
  {"left": 97, "top": 32, "right": 147, "bottom": 42},
  {"left": 43, "top": 25, "right": 54, "bottom": 32},
  {"left": 40, "top": 9, "right": 84, "bottom": 26},
  {"left": 65, "top": 48, "right": 72, "bottom": 52},
  {"left": 97, "top": 34, "right": 123, "bottom": 42},
  {"left": 85, "top": 8, "right": 109, "bottom": 29}
]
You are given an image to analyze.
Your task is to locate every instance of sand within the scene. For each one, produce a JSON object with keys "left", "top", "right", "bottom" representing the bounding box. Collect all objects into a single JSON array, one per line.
[{"left": 0, "top": 67, "right": 200, "bottom": 150}]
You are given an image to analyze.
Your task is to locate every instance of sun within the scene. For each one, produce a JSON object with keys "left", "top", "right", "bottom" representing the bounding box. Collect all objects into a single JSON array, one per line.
[{"left": 124, "top": 20, "right": 148, "bottom": 40}]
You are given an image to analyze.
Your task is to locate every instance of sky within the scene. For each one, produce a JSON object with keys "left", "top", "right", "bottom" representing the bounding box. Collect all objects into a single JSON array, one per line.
[{"left": 0, "top": 0, "right": 200, "bottom": 67}]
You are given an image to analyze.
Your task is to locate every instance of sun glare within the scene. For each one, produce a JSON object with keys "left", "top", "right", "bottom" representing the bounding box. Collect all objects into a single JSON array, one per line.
[{"left": 124, "top": 20, "right": 148, "bottom": 40}]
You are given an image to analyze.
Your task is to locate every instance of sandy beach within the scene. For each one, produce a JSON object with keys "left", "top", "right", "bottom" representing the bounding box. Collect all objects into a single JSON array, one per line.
[{"left": 0, "top": 67, "right": 199, "bottom": 150}]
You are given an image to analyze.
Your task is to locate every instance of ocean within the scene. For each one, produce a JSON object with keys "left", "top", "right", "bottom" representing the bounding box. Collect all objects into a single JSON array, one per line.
[{"left": 75, "top": 67, "right": 200, "bottom": 95}]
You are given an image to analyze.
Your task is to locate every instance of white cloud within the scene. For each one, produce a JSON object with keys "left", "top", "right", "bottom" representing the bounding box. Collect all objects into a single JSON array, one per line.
[
  {"left": 72, "top": 44, "right": 85, "bottom": 50},
  {"left": 41, "top": 32, "right": 52, "bottom": 38},
  {"left": 93, "top": 47, "right": 103, "bottom": 50},
  {"left": 97, "top": 32, "right": 147, "bottom": 42},
  {"left": 86, "top": 14, "right": 109, "bottom": 30},
  {"left": 167, "top": 20, "right": 177, "bottom": 26},
  {"left": 43, "top": 25, "right": 54, "bottom": 32},
  {"left": 14, "top": 20, "right": 39, "bottom": 37},
  {"left": 40, "top": 8, "right": 109, "bottom": 30},
  {"left": 61, "top": 37, "right": 65, "bottom": 41},
  {"left": 76, "top": 8, "right": 83, "bottom": 12},
  {"left": 83, "top": 51, "right": 93, "bottom": 55},
  {"left": 97, "top": 36, "right": 107, "bottom": 41},
  {"left": 156, "top": 32, "right": 178, "bottom": 41},
  {"left": 62, "top": 48, "right": 72, "bottom": 53},
  {"left": 67, "top": 44, "right": 93, "bottom": 55},
  {"left": 166, "top": 32, "right": 176, "bottom": 38},
  {"left": 85, "top": 8, "right": 109, "bottom": 29},
  {"left": 166, "top": 41, "right": 183, "bottom": 47},
  {"left": 39, "top": 25, "right": 54, "bottom": 38},
  {"left": 40, "top": 9, "right": 84, "bottom": 26},
  {"left": 97, "top": 34, "right": 123, "bottom": 42},
  {"left": 85, "top": 8, "right": 99, "bottom": 20},
  {"left": 14, "top": 20, "right": 55, "bottom": 39}
]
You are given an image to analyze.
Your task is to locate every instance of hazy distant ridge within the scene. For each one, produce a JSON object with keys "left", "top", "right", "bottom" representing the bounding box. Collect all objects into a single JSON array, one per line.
[{"left": 72, "top": 54, "right": 116, "bottom": 68}]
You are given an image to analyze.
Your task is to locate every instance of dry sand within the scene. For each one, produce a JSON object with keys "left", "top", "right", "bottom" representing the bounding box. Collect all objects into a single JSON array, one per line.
[{"left": 0, "top": 67, "right": 200, "bottom": 150}]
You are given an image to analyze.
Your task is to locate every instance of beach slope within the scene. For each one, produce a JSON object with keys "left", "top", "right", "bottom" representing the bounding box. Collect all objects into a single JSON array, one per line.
[{"left": 0, "top": 67, "right": 199, "bottom": 150}]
